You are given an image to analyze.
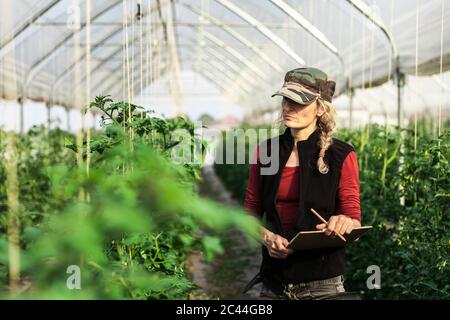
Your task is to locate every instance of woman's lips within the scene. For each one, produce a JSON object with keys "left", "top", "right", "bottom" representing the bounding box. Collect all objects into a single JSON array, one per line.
[{"left": 283, "top": 115, "right": 296, "bottom": 121}]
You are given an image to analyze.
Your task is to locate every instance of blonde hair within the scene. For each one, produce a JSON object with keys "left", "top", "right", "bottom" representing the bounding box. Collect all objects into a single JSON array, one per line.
[
  {"left": 316, "top": 99, "right": 336, "bottom": 174},
  {"left": 274, "top": 98, "right": 337, "bottom": 174}
]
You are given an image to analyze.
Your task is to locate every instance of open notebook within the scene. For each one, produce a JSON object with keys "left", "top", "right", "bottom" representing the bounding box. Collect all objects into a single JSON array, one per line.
[{"left": 287, "top": 226, "right": 373, "bottom": 251}]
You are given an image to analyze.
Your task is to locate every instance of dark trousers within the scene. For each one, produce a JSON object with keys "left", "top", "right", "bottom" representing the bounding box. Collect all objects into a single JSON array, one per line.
[{"left": 260, "top": 275, "right": 346, "bottom": 300}]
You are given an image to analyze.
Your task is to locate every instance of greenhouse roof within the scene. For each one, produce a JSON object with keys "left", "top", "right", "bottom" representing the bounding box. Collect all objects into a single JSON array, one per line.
[{"left": 0, "top": 0, "right": 449, "bottom": 115}]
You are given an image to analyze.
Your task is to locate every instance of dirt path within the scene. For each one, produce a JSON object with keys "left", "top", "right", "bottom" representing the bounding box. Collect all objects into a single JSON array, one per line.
[{"left": 187, "top": 165, "right": 262, "bottom": 300}]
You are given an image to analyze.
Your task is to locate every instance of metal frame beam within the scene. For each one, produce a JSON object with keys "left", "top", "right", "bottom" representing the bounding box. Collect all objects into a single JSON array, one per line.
[
  {"left": 269, "top": 0, "right": 348, "bottom": 92},
  {"left": 72, "top": 30, "right": 165, "bottom": 97},
  {"left": 195, "top": 59, "right": 252, "bottom": 94},
  {"left": 53, "top": 42, "right": 162, "bottom": 107},
  {"left": 214, "top": 0, "right": 305, "bottom": 66},
  {"left": 32, "top": 20, "right": 309, "bottom": 28},
  {"left": 0, "top": 0, "right": 63, "bottom": 60},
  {"left": 346, "top": 0, "right": 400, "bottom": 125},
  {"left": 163, "top": 0, "right": 183, "bottom": 115},
  {"left": 47, "top": 1, "right": 283, "bottom": 108},
  {"left": 179, "top": 35, "right": 270, "bottom": 92},
  {"left": 346, "top": 0, "right": 398, "bottom": 61},
  {"left": 181, "top": 1, "right": 283, "bottom": 73},
  {"left": 24, "top": 0, "right": 124, "bottom": 95},
  {"left": 201, "top": 31, "right": 268, "bottom": 81},
  {"left": 50, "top": 3, "right": 165, "bottom": 104},
  {"left": 101, "top": 46, "right": 252, "bottom": 108},
  {"left": 106, "top": 49, "right": 250, "bottom": 106},
  {"left": 56, "top": 22, "right": 268, "bottom": 107},
  {"left": 190, "top": 67, "right": 246, "bottom": 102},
  {"left": 17, "top": 0, "right": 273, "bottom": 109}
]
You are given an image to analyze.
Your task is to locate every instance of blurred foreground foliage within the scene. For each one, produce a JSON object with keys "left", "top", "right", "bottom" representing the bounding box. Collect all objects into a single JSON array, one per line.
[{"left": 0, "top": 96, "right": 259, "bottom": 299}]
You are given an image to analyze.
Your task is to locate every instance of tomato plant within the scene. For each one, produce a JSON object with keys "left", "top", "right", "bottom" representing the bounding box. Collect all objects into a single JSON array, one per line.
[{"left": 0, "top": 97, "right": 260, "bottom": 299}]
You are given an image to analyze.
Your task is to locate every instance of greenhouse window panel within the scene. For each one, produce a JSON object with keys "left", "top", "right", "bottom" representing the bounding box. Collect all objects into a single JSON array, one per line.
[
  {"left": 201, "top": 31, "right": 268, "bottom": 81},
  {"left": 269, "top": 0, "right": 348, "bottom": 93},
  {"left": 35, "top": 1, "right": 166, "bottom": 107},
  {"left": 180, "top": 1, "right": 283, "bottom": 73},
  {"left": 346, "top": 0, "right": 398, "bottom": 69},
  {"left": 180, "top": 50, "right": 255, "bottom": 96},
  {"left": 178, "top": 40, "right": 266, "bottom": 96},
  {"left": 23, "top": 0, "right": 125, "bottom": 95},
  {"left": 213, "top": 0, "right": 305, "bottom": 66},
  {"left": 0, "top": 0, "right": 62, "bottom": 60}
]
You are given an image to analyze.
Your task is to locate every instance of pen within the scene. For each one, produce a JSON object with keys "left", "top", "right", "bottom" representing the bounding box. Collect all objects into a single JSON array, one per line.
[{"left": 310, "top": 208, "right": 347, "bottom": 242}]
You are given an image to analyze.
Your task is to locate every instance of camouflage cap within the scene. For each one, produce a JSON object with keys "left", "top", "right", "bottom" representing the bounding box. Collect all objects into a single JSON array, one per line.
[{"left": 271, "top": 67, "right": 336, "bottom": 105}]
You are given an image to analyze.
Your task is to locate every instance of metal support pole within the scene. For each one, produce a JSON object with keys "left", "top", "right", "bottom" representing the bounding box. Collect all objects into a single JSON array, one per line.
[
  {"left": 348, "top": 88, "right": 355, "bottom": 129},
  {"left": 395, "top": 56, "right": 406, "bottom": 206},
  {"left": 395, "top": 63, "right": 405, "bottom": 128},
  {"left": 18, "top": 97, "right": 24, "bottom": 134},
  {"left": 65, "top": 107, "right": 71, "bottom": 132},
  {"left": 46, "top": 101, "right": 52, "bottom": 128}
]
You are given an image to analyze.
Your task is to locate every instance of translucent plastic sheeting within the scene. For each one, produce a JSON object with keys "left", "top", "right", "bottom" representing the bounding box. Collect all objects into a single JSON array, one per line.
[
  {"left": 332, "top": 69, "right": 450, "bottom": 125},
  {"left": 0, "top": 0, "right": 449, "bottom": 117}
]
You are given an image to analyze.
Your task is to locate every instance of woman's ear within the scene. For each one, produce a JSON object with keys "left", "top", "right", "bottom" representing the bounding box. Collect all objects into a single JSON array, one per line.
[{"left": 316, "top": 101, "right": 326, "bottom": 117}]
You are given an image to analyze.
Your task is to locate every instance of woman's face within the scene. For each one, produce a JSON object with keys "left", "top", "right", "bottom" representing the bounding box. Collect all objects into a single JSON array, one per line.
[{"left": 281, "top": 97, "right": 324, "bottom": 129}]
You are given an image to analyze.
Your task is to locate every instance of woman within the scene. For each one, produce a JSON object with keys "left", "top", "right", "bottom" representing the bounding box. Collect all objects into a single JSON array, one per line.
[{"left": 243, "top": 67, "right": 361, "bottom": 300}]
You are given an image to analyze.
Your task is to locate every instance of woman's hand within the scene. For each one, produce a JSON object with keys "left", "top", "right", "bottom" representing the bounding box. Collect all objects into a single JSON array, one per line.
[
  {"left": 261, "top": 228, "right": 294, "bottom": 259},
  {"left": 315, "top": 215, "right": 361, "bottom": 237}
]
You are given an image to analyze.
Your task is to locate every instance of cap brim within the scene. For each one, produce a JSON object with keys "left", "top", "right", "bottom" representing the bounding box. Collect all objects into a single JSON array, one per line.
[{"left": 271, "top": 86, "right": 316, "bottom": 105}]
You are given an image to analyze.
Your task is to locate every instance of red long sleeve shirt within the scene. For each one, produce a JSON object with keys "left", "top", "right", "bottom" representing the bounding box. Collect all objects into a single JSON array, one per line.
[{"left": 244, "top": 146, "right": 361, "bottom": 233}]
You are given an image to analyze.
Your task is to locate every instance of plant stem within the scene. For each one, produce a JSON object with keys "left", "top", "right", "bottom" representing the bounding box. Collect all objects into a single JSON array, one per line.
[{"left": 5, "top": 131, "right": 20, "bottom": 295}]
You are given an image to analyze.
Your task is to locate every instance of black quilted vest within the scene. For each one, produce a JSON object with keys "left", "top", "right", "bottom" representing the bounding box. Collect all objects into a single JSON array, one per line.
[{"left": 257, "top": 127, "right": 355, "bottom": 294}]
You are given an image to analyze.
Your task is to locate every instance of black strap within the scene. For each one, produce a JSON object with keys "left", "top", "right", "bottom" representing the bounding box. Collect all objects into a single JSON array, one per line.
[{"left": 242, "top": 272, "right": 262, "bottom": 294}]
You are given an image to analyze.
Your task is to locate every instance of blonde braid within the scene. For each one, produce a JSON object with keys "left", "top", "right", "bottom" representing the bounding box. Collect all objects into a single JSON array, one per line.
[{"left": 316, "top": 99, "right": 336, "bottom": 174}]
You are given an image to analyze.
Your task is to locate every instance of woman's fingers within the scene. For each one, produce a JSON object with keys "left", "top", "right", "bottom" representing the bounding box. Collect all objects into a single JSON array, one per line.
[
  {"left": 269, "top": 248, "right": 286, "bottom": 259},
  {"left": 323, "top": 215, "right": 354, "bottom": 237},
  {"left": 316, "top": 223, "right": 327, "bottom": 230},
  {"left": 281, "top": 238, "right": 294, "bottom": 255},
  {"left": 275, "top": 238, "right": 291, "bottom": 255},
  {"left": 267, "top": 244, "right": 283, "bottom": 258},
  {"left": 325, "top": 216, "right": 338, "bottom": 236},
  {"left": 337, "top": 217, "right": 349, "bottom": 235},
  {"left": 280, "top": 237, "right": 295, "bottom": 255},
  {"left": 345, "top": 223, "right": 354, "bottom": 234},
  {"left": 333, "top": 216, "right": 346, "bottom": 236},
  {"left": 266, "top": 235, "right": 294, "bottom": 258}
]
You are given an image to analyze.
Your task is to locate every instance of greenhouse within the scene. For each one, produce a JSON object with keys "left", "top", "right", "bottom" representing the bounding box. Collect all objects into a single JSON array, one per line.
[{"left": 0, "top": 0, "right": 449, "bottom": 302}]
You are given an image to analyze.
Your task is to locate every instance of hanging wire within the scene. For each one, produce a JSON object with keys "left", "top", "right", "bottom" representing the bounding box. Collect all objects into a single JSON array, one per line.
[
  {"left": 74, "top": 0, "right": 84, "bottom": 171},
  {"left": 150, "top": 0, "right": 154, "bottom": 104},
  {"left": 124, "top": 0, "right": 132, "bottom": 110},
  {"left": 438, "top": 0, "right": 445, "bottom": 140},
  {"left": 199, "top": 0, "right": 209, "bottom": 87},
  {"left": 368, "top": 2, "right": 375, "bottom": 89},
  {"left": 139, "top": 0, "right": 144, "bottom": 105},
  {"left": 337, "top": 3, "right": 343, "bottom": 62},
  {"left": 387, "top": 0, "right": 394, "bottom": 82},
  {"left": 414, "top": 0, "right": 420, "bottom": 151},
  {"left": 85, "top": 0, "right": 92, "bottom": 176},
  {"left": 122, "top": 1, "right": 126, "bottom": 104},
  {"left": 123, "top": 0, "right": 133, "bottom": 148},
  {"left": 155, "top": 15, "right": 161, "bottom": 97},
  {"left": 311, "top": 1, "right": 316, "bottom": 66},
  {"left": 363, "top": 2, "right": 376, "bottom": 172},
  {"left": 131, "top": 1, "right": 135, "bottom": 107},
  {"left": 361, "top": 8, "right": 366, "bottom": 92},
  {"left": 146, "top": 1, "right": 150, "bottom": 98},
  {"left": 348, "top": 7, "right": 354, "bottom": 128},
  {"left": 1, "top": 1, "right": 21, "bottom": 295}
]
